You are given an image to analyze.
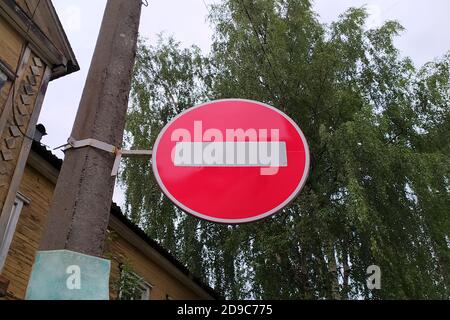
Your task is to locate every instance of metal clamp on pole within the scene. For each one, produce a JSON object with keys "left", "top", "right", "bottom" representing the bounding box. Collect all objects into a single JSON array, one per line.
[
  {"left": 60, "top": 137, "right": 152, "bottom": 177},
  {"left": 64, "top": 137, "right": 117, "bottom": 154}
]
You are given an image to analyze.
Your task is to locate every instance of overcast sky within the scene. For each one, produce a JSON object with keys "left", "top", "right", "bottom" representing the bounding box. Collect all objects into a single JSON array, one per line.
[{"left": 39, "top": 0, "right": 450, "bottom": 205}]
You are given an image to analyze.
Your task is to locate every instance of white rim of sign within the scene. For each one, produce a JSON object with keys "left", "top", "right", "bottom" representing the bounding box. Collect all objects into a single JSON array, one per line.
[{"left": 152, "top": 98, "right": 311, "bottom": 224}]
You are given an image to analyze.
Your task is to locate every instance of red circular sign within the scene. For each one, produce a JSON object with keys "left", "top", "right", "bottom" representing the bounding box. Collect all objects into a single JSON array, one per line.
[{"left": 152, "top": 99, "right": 310, "bottom": 224}]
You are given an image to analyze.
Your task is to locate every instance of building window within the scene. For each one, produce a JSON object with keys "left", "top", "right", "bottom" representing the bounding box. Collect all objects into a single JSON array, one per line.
[
  {"left": 117, "top": 266, "right": 152, "bottom": 300},
  {"left": 0, "top": 193, "right": 31, "bottom": 272},
  {"left": 0, "top": 70, "right": 7, "bottom": 91},
  {"left": 0, "top": 59, "right": 15, "bottom": 93}
]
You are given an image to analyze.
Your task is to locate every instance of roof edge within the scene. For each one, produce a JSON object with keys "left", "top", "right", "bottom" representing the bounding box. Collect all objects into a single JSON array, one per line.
[
  {"left": 45, "top": 0, "right": 80, "bottom": 79},
  {"left": 0, "top": 0, "right": 80, "bottom": 80}
]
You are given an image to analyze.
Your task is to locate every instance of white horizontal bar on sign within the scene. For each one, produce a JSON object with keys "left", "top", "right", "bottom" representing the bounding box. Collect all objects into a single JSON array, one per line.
[{"left": 173, "top": 142, "right": 287, "bottom": 167}]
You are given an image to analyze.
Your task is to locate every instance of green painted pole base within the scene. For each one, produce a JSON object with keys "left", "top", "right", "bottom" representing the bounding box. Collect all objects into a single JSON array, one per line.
[{"left": 26, "top": 250, "right": 111, "bottom": 300}]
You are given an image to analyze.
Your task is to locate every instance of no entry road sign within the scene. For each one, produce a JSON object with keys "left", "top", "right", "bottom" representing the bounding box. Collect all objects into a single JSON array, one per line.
[{"left": 152, "top": 99, "right": 310, "bottom": 224}]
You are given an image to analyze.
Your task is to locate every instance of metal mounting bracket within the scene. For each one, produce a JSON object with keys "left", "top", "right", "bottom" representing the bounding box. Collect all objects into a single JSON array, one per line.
[{"left": 60, "top": 137, "right": 152, "bottom": 176}]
